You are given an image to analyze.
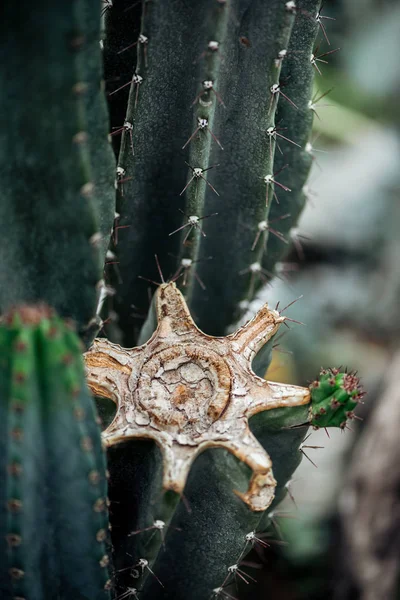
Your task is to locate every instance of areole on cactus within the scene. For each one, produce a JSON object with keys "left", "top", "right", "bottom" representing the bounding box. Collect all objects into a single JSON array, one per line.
[{"left": 0, "top": 0, "right": 363, "bottom": 599}]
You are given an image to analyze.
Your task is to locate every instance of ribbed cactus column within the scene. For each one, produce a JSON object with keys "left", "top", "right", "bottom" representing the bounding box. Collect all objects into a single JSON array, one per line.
[
  {"left": 95, "top": 1, "right": 330, "bottom": 598},
  {"left": 192, "top": 0, "right": 298, "bottom": 333},
  {"left": 0, "top": 0, "right": 115, "bottom": 338},
  {"left": 0, "top": 305, "right": 111, "bottom": 600},
  {"left": 80, "top": 0, "right": 117, "bottom": 261},
  {"left": 263, "top": 0, "right": 321, "bottom": 277},
  {"left": 106, "top": 0, "right": 321, "bottom": 345}
]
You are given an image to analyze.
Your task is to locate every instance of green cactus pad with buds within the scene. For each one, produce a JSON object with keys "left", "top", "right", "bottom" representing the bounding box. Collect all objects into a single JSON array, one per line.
[
  {"left": 0, "top": 305, "right": 111, "bottom": 600},
  {"left": 309, "top": 368, "right": 364, "bottom": 429}
]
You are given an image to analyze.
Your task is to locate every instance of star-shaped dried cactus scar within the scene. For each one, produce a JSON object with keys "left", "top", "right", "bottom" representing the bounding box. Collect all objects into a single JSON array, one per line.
[{"left": 84, "top": 283, "right": 310, "bottom": 511}]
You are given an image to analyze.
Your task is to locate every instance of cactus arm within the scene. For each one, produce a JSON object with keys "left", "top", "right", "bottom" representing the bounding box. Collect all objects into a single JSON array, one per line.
[
  {"left": 109, "top": 0, "right": 298, "bottom": 344},
  {"left": 0, "top": 329, "right": 12, "bottom": 599},
  {"left": 87, "top": 281, "right": 362, "bottom": 599},
  {"left": 137, "top": 404, "right": 313, "bottom": 600},
  {"left": 139, "top": 448, "right": 265, "bottom": 600},
  {"left": 309, "top": 368, "right": 364, "bottom": 429},
  {"left": 42, "top": 315, "right": 111, "bottom": 599},
  {"left": 0, "top": 1, "right": 112, "bottom": 335},
  {"left": 0, "top": 306, "right": 110, "bottom": 599},
  {"left": 0, "top": 323, "right": 48, "bottom": 600},
  {"left": 263, "top": 0, "right": 322, "bottom": 277}
]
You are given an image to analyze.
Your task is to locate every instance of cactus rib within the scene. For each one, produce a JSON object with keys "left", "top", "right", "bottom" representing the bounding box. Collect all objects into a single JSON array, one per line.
[{"left": 0, "top": 305, "right": 111, "bottom": 599}]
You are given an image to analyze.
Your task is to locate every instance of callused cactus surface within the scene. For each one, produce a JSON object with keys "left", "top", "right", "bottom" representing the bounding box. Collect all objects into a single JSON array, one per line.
[{"left": 85, "top": 282, "right": 310, "bottom": 512}]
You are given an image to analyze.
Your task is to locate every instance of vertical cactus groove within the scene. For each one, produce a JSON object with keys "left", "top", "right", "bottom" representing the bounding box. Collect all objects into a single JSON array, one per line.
[
  {"left": 113, "top": 0, "right": 225, "bottom": 345},
  {"left": 178, "top": 4, "right": 230, "bottom": 304},
  {"left": 102, "top": 0, "right": 141, "bottom": 159},
  {"left": 0, "top": 305, "right": 111, "bottom": 600},
  {"left": 0, "top": 0, "right": 115, "bottom": 335}
]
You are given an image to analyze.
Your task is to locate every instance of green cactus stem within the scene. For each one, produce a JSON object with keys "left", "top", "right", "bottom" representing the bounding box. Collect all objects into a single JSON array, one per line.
[
  {"left": 106, "top": 0, "right": 321, "bottom": 346},
  {"left": 0, "top": 0, "right": 115, "bottom": 337},
  {"left": 86, "top": 281, "right": 362, "bottom": 599},
  {"left": 80, "top": 0, "right": 117, "bottom": 261},
  {"left": 0, "top": 305, "right": 111, "bottom": 600}
]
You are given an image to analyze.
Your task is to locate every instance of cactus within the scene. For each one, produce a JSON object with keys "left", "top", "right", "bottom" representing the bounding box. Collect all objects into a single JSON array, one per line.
[
  {"left": 0, "top": 305, "right": 111, "bottom": 599},
  {"left": 309, "top": 368, "right": 364, "bottom": 429},
  {"left": 0, "top": 0, "right": 362, "bottom": 599},
  {"left": 0, "top": 0, "right": 115, "bottom": 339}
]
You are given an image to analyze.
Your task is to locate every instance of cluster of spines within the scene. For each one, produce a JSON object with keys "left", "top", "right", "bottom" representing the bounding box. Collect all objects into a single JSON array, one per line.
[
  {"left": 309, "top": 367, "right": 364, "bottom": 429},
  {"left": 1, "top": 305, "right": 111, "bottom": 598}
]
